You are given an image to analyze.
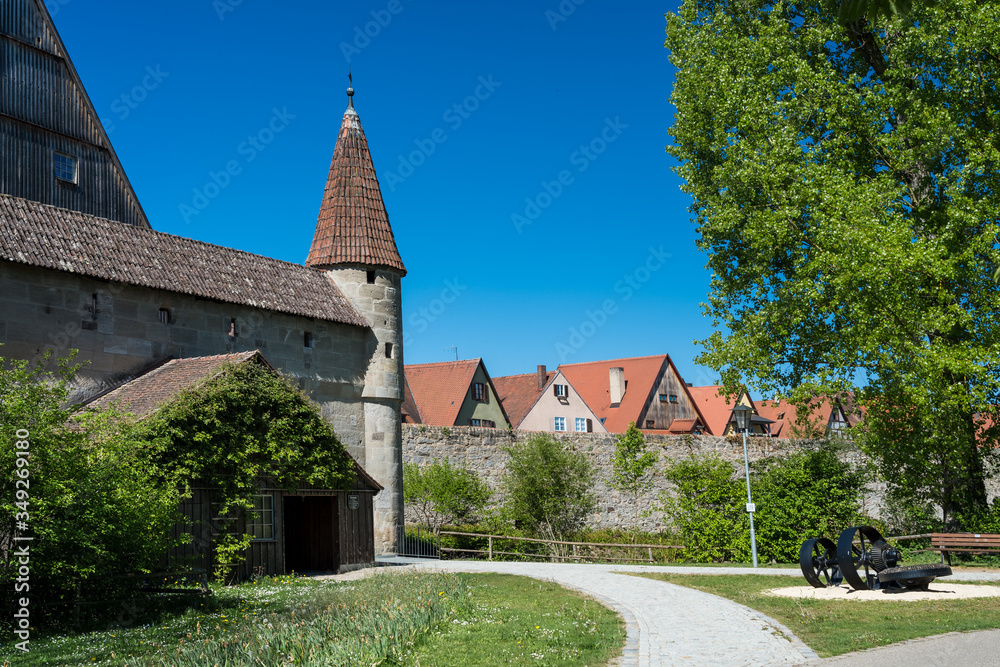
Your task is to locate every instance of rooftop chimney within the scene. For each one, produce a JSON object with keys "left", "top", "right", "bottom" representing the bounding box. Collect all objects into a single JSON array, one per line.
[
  {"left": 609, "top": 367, "right": 625, "bottom": 405},
  {"left": 537, "top": 365, "right": 547, "bottom": 390}
]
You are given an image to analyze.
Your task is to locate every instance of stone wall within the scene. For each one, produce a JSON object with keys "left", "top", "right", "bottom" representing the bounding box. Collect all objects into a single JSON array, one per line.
[
  {"left": 402, "top": 425, "right": 876, "bottom": 532},
  {"left": 0, "top": 262, "right": 372, "bottom": 458}
]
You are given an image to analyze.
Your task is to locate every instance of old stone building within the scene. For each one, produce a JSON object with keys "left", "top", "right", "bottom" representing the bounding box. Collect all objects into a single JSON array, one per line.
[{"left": 0, "top": 0, "right": 406, "bottom": 552}]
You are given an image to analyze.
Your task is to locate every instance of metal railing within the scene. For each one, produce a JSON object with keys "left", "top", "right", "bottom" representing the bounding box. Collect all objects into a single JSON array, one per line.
[
  {"left": 438, "top": 531, "right": 684, "bottom": 563},
  {"left": 396, "top": 525, "right": 441, "bottom": 559}
]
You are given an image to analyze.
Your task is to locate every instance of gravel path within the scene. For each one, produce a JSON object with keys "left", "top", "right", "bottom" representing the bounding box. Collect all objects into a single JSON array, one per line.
[{"left": 392, "top": 560, "right": 818, "bottom": 666}]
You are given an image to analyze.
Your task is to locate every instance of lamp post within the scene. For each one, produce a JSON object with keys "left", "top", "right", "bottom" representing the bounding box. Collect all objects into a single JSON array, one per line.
[{"left": 731, "top": 404, "right": 758, "bottom": 568}]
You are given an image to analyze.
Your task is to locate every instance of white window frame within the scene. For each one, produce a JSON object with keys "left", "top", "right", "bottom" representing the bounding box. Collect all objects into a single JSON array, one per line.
[
  {"left": 554, "top": 384, "right": 568, "bottom": 398},
  {"left": 575, "top": 417, "right": 586, "bottom": 432},
  {"left": 247, "top": 494, "right": 275, "bottom": 541},
  {"left": 554, "top": 416, "right": 566, "bottom": 432},
  {"left": 54, "top": 152, "right": 78, "bottom": 184}
]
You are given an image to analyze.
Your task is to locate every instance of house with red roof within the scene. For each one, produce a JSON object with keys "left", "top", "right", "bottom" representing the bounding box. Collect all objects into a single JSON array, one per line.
[
  {"left": 686, "top": 385, "right": 774, "bottom": 436},
  {"left": 755, "top": 394, "right": 861, "bottom": 439},
  {"left": 404, "top": 359, "right": 511, "bottom": 428},
  {"left": 494, "top": 365, "right": 607, "bottom": 433},
  {"left": 556, "top": 355, "right": 707, "bottom": 434}
]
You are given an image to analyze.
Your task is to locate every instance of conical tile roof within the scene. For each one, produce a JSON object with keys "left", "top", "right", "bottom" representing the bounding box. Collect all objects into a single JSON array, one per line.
[{"left": 305, "top": 88, "right": 406, "bottom": 274}]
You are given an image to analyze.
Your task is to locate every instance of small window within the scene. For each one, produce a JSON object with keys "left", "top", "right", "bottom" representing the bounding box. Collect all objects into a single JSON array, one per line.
[
  {"left": 472, "top": 382, "right": 486, "bottom": 401},
  {"left": 247, "top": 495, "right": 274, "bottom": 541},
  {"left": 553, "top": 384, "right": 568, "bottom": 398},
  {"left": 228, "top": 317, "right": 238, "bottom": 338},
  {"left": 385, "top": 342, "right": 393, "bottom": 358},
  {"left": 304, "top": 331, "right": 314, "bottom": 348},
  {"left": 484, "top": 420, "right": 495, "bottom": 428},
  {"left": 54, "top": 152, "right": 77, "bottom": 183},
  {"left": 469, "top": 418, "right": 481, "bottom": 427},
  {"left": 669, "top": 395, "right": 678, "bottom": 404},
  {"left": 575, "top": 417, "right": 586, "bottom": 432},
  {"left": 646, "top": 420, "right": 655, "bottom": 428},
  {"left": 600, "top": 417, "right": 606, "bottom": 425},
  {"left": 158, "top": 308, "right": 170, "bottom": 324},
  {"left": 554, "top": 416, "right": 566, "bottom": 432},
  {"left": 777, "top": 412, "right": 785, "bottom": 420},
  {"left": 366, "top": 270, "right": 376, "bottom": 284},
  {"left": 90, "top": 293, "right": 98, "bottom": 319},
  {"left": 659, "top": 394, "right": 668, "bottom": 403},
  {"left": 586, "top": 418, "right": 593, "bottom": 433}
]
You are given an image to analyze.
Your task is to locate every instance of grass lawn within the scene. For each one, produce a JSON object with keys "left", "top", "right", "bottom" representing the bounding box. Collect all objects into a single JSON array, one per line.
[
  {"left": 1, "top": 571, "right": 624, "bottom": 667},
  {"left": 630, "top": 572, "right": 1000, "bottom": 657},
  {"left": 400, "top": 573, "right": 625, "bottom": 666}
]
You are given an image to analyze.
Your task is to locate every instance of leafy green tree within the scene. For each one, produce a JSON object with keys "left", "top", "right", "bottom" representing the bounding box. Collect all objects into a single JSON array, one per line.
[
  {"left": 403, "top": 459, "right": 492, "bottom": 531},
  {"left": 502, "top": 434, "right": 596, "bottom": 538},
  {"left": 610, "top": 422, "right": 658, "bottom": 532},
  {"left": 666, "top": 0, "right": 1000, "bottom": 527},
  {"left": 0, "top": 353, "right": 180, "bottom": 619}
]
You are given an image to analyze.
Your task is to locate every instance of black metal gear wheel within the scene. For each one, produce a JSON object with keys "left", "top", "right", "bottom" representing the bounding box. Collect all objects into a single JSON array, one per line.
[{"left": 878, "top": 564, "right": 952, "bottom": 590}]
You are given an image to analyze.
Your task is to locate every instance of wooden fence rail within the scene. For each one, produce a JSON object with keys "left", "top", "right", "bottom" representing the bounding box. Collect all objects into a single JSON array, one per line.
[{"left": 436, "top": 530, "right": 684, "bottom": 563}]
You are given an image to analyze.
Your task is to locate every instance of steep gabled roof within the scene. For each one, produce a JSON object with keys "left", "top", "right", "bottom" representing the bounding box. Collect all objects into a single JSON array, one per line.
[
  {"left": 558, "top": 355, "right": 674, "bottom": 433},
  {"left": 493, "top": 369, "right": 556, "bottom": 428},
  {"left": 306, "top": 88, "right": 405, "bottom": 274},
  {"left": 1, "top": 0, "right": 149, "bottom": 227},
  {"left": 0, "top": 195, "right": 368, "bottom": 327},
  {"left": 403, "top": 359, "right": 482, "bottom": 426}
]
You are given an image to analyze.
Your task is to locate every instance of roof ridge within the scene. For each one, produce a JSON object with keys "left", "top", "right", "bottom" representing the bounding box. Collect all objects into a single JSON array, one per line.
[
  {"left": 558, "top": 354, "right": 668, "bottom": 367},
  {"left": 0, "top": 194, "right": 329, "bottom": 275}
]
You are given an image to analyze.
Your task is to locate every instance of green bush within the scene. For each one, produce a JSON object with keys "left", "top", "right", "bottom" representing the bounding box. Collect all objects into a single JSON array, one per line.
[
  {"left": 660, "top": 455, "right": 745, "bottom": 562},
  {"left": 403, "top": 459, "right": 491, "bottom": 530},
  {"left": 0, "top": 354, "right": 180, "bottom": 625},
  {"left": 660, "top": 445, "right": 868, "bottom": 563},
  {"left": 502, "top": 434, "right": 596, "bottom": 538}
]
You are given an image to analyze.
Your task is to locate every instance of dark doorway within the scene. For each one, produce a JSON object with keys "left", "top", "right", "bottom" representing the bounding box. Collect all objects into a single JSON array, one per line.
[{"left": 283, "top": 496, "right": 339, "bottom": 573}]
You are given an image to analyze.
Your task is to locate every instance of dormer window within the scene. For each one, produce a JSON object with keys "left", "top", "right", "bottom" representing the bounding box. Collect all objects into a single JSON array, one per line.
[{"left": 54, "top": 152, "right": 77, "bottom": 183}]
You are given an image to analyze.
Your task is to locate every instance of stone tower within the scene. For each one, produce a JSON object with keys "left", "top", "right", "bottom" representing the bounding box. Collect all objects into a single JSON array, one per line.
[{"left": 306, "top": 85, "right": 406, "bottom": 554}]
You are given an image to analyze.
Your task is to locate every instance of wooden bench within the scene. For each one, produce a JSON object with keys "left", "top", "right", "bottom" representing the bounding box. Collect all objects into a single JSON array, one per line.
[{"left": 930, "top": 533, "right": 1000, "bottom": 565}]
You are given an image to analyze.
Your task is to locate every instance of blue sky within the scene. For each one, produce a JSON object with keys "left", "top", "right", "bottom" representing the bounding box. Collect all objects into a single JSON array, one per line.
[{"left": 53, "top": 0, "right": 721, "bottom": 386}]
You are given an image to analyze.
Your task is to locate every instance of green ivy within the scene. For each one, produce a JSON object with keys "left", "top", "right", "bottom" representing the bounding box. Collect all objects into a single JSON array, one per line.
[{"left": 135, "top": 362, "right": 356, "bottom": 581}]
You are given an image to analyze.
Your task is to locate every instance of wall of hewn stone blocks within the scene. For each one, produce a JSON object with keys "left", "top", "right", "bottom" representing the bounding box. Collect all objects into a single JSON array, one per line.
[
  {"left": 402, "top": 424, "right": 884, "bottom": 532},
  {"left": 0, "top": 262, "right": 373, "bottom": 460}
]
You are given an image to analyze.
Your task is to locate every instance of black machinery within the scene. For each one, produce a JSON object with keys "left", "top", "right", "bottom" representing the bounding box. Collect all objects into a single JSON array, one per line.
[{"left": 800, "top": 526, "right": 952, "bottom": 591}]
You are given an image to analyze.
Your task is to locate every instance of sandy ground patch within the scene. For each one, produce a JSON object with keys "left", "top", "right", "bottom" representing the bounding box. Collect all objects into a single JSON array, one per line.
[{"left": 768, "top": 582, "right": 1000, "bottom": 601}]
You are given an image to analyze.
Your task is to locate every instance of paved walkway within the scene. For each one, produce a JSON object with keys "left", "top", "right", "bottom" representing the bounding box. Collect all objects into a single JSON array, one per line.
[
  {"left": 371, "top": 559, "right": 1000, "bottom": 666},
  {"left": 387, "top": 559, "right": 817, "bottom": 666}
]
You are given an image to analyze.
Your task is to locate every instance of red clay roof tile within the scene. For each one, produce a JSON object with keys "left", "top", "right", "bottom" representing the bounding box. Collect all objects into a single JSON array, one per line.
[
  {"left": 306, "top": 92, "right": 406, "bottom": 274},
  {"left": 558, "top": 355, "right": 671, "bottom": 433},
  {"left": 493, "top": 370, "right": 555, "bottom": 428},
  {"left": 403, "top": 359, "right": 482, "bottom": 426}
]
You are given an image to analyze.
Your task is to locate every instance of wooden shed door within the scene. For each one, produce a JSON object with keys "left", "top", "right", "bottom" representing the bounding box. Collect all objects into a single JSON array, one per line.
[{"left": 283, "top": 496, "right": 339, "bottom": 573}]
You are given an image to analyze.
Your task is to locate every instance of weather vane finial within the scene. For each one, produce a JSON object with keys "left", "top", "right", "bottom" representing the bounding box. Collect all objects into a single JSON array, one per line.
[{"left": 347, "top": 70, "right": 354, "bottom": 108}]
